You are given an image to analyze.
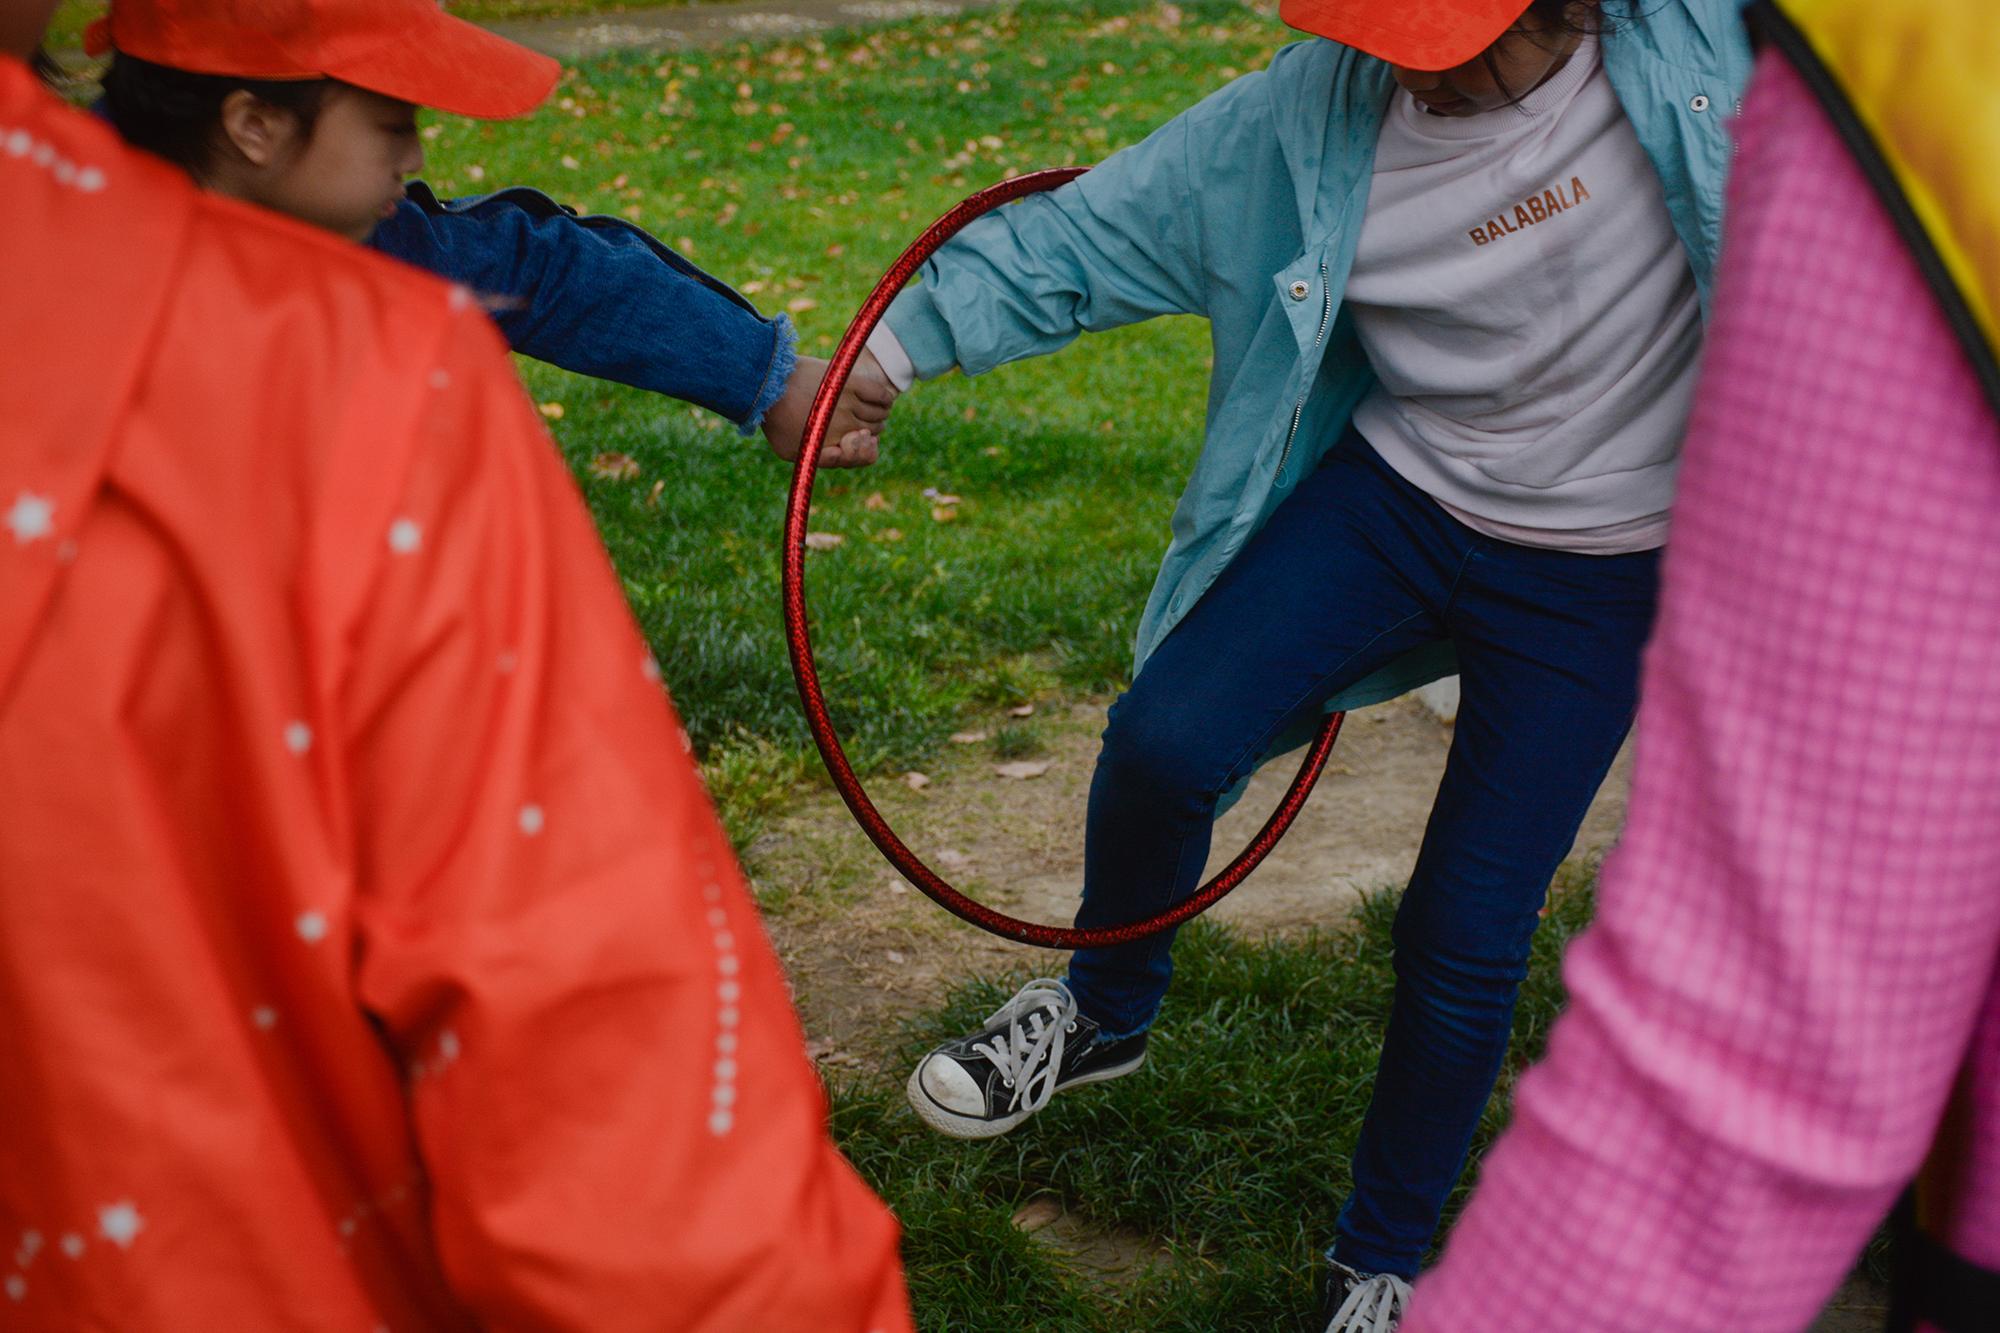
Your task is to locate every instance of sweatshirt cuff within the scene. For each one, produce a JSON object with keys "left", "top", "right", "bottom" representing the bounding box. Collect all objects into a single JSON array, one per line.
[
  {"left": 737, "top": 313, "right": 799, "bottom": 436},
  {"left": 881, "top": 286, "right": 959, "bottom": 380},
  {"left": 864, "top": 323, "right": 916, "bottom": 392}
]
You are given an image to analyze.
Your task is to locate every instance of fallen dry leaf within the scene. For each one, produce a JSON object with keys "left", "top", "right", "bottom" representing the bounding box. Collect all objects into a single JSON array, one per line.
[
  {"left": 804, "top": 1038, "right": 861, "bottom": 1068},
  {"left": 873, "top": 528, "right": 905, "bottom": 543},
  {"left": 982, "top": 446, "right": 1003, "bottom": 457},
  {"left": 903, "top": 771, "right": 931, "bottom": 790},
  {"left": 1007, "top": 703, "right": 1036, "bottom": 718},
  {"left": 863, "top": 491, "right": 892, "bottom": 511},
  {"left": 921, "top": 487, "right": 962, "bottom": 505},
  {"left": 645, "top": 479, "right": 666, "bottom": 508},
  {"left": 886, "top": 950, "right": 906, "bottom": 964},
  {"left": 885, "top": 877, "right": 910, "bottom": 895},
  {"left": 803, "top": 532, "right": 845, "bottom": 550},
  {"left": 1011, "top": 1197, "right": 1064, "bottom": 1233},
  {"left": 994, "top": 760, "right": 1054, "bottom": 780},
  {"left": 931, "top": 506, "right": 959, "bottom": 523},
  {"left": 787, "top": 296, "right": 819, "bottom": 314},
  {"left": 538, "top": 401, "right": 565, "bottom": 420},
  {"left": 588, "top": 451, "right": 641, "bottom": 481},
  {"left": 950, "top": 730, "right": 990, "bottom": 745}
]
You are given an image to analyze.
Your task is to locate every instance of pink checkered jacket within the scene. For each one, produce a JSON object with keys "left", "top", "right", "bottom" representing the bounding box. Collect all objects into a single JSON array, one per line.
[{"left": 1400, "top": 45, "right": 2000, "bottom": 1333}]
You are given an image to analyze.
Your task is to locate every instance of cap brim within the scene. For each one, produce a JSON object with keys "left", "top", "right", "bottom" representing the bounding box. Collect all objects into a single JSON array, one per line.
[
  {"left": 1278, "top": 0, "right": 1531, "bottom": 71},
  {"left": 330, "top": 10, "right": 558, "bottom": 119}
]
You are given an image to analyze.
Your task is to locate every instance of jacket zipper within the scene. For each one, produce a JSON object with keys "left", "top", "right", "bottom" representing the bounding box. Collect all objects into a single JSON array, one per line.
[{"left": 1276, "top": 258, "right": 1332, "bottom": 481}]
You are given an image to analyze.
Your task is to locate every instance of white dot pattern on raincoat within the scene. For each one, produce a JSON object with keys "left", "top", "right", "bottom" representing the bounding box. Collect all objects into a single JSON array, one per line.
[
  {"left": 96, "top": 1202, "right": 143, "bottom": 1250},
  {"left": 386, "top": 518, "right": 423, "bottom": 555},
  {"left": 6, "top": 492, "right": 54, "bottom": 545},
  {"left": 703, "top": 879, "right": 744, "bottom": 1135},
  {"left": 0, "top": 127, "right": 106, "bottom": 193}
]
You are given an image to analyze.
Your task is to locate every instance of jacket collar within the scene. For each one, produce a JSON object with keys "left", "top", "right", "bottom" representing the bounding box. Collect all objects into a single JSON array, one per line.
[{"left": 1273, "top": 40, "right": 1396, "bottom": 245}]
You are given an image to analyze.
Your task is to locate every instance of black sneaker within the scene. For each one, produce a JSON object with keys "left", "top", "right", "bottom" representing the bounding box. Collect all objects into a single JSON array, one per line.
[
  {"left": 905, "top": 978, "right": 1147, "bottom": 1139},
  {"left": 1319, "top": 1260, "right": 1412, "bottom": 1332}
]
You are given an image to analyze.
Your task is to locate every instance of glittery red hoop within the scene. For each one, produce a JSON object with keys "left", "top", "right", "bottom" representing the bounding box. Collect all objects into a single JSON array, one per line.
[{"left": 783, "top": 169, "right": 1344, "bottom": 948}]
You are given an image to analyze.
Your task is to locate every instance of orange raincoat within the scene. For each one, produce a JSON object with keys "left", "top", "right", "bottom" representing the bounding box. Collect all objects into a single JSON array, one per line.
[{"left": 0, "top": 59, "right": 909, "bottom": 1332}]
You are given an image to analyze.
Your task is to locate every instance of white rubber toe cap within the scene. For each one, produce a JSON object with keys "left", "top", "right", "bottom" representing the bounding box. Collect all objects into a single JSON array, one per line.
[{"left": 916, "top": 1054, "right": 986, "bottom": 1116}]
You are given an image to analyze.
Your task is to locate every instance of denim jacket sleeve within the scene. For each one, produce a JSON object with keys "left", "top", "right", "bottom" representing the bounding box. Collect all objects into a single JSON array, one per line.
[
  {"left": 883, "top": 111, "right": 1210, "bottom": 379},
  {"left": 369, "top": 182, "right": 797, "bottom": 433}
]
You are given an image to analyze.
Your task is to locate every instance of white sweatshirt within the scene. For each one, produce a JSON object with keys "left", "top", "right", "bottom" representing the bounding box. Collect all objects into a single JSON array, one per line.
[{"left": 1346, "top": 36, "right": 1700, "bottom": 553}]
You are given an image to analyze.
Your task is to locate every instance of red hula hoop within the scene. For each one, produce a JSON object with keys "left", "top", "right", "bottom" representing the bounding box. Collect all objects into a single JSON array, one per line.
[{"left": 783, "top": 168, "right": 1345, "bottom": 949}]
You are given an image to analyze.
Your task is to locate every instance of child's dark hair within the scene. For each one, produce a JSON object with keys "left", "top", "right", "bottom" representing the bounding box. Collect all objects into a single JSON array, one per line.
[
  {"left": 100, "top": 52, "right": 333, "bottom": 179},
  {"left": 1487, "top": 0, "right": 1635, "bottom": 106}
]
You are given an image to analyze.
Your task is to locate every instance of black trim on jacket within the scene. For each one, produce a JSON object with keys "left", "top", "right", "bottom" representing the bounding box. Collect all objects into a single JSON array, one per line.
[{"left": 1747, "top": 1, "right": 2000, "bottom": 422}]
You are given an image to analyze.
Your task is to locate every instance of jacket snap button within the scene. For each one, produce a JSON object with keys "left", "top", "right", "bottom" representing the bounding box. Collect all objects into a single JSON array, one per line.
[
  {"left": 1689, "top": 94, "right": 1710, "bottom": 112},
  {"left": 1288, "top": 279, "right": 1310, "bottom": 300}
]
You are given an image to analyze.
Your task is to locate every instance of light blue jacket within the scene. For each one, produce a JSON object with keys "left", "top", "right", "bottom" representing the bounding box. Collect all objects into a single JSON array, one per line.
[{"left": 886, "top": 2, "right": 1752, "bottom": 715}]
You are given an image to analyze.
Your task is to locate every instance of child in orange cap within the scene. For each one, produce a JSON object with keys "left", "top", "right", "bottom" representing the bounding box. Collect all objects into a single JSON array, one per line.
[
  {"left": 83, "top": 0, "right": 893, "bottom": 465},
  {"left": 0, "top": 2, "right": 911, "bottom": 1328},
  {"left": 864, "top": 1, "right": 1755, "bottom": 1327}
]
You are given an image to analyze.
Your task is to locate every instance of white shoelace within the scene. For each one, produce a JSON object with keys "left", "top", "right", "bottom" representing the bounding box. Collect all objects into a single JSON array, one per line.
[
  {"left": 968, "top": 978, "right": 1079, "bottom": 1114},
  {"left": 1326, "top": 1272, "right": 1413, "bottom": 1333}
]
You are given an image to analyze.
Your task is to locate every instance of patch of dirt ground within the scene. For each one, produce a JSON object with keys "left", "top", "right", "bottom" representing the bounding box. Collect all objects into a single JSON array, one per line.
[{"left": 749, "top": 692, "right": 1632, "bottom": 1063}]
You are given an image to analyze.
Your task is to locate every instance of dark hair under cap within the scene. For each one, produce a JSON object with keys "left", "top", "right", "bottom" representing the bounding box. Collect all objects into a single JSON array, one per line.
[{"left": 99, "top": 51, "right": 334, "bottom": 179}]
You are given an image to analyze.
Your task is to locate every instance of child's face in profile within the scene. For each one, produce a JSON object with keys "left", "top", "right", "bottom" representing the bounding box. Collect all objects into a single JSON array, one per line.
[
  {"left": 249, "top": 86, "right": 424, "bottom": 241},
  {"left": 1386, "top": 13, "right": 1587, "bottom": 117}
]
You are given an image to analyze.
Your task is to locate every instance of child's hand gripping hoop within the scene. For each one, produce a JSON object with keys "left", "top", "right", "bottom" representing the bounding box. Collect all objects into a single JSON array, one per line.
[{"left": 783, "top": 168, "right": 1346, "bottom": 949}]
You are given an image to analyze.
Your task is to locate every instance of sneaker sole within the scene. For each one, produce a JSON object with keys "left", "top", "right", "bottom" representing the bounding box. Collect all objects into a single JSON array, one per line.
[{"left": 904, "top": 1050, "right": 1147, "bottom": 1140}]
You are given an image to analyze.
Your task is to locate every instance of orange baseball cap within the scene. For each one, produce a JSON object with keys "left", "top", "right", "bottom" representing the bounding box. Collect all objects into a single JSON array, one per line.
[
  {"left": 83, "top": 0, "right": 560, "bottom": 120},
  {"left": 1279, "top": 0, "right": 1536, "bottom": 71}
]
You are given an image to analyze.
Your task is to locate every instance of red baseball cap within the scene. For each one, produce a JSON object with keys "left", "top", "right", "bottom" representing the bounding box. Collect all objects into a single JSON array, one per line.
[
  {"left": 1279, "top": 0, "right": 1536, "bottom": 71},
  {"left": 83, "top": 0, "right": 560, "bottom": 120}
]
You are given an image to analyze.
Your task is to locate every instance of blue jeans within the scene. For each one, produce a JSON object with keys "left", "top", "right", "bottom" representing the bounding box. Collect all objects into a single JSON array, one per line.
[{"left": 1064, "top": 430, "right": 1660, "bottom": 1278}]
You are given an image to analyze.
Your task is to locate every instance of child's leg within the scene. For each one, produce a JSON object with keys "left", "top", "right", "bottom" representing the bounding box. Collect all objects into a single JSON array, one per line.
[
  {"left": 1064, "top": 439, "right": 1468, "bottom": 1037},
  {"left": 1331, "top": 537, "right": 1663, "bottom": 1279}
]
